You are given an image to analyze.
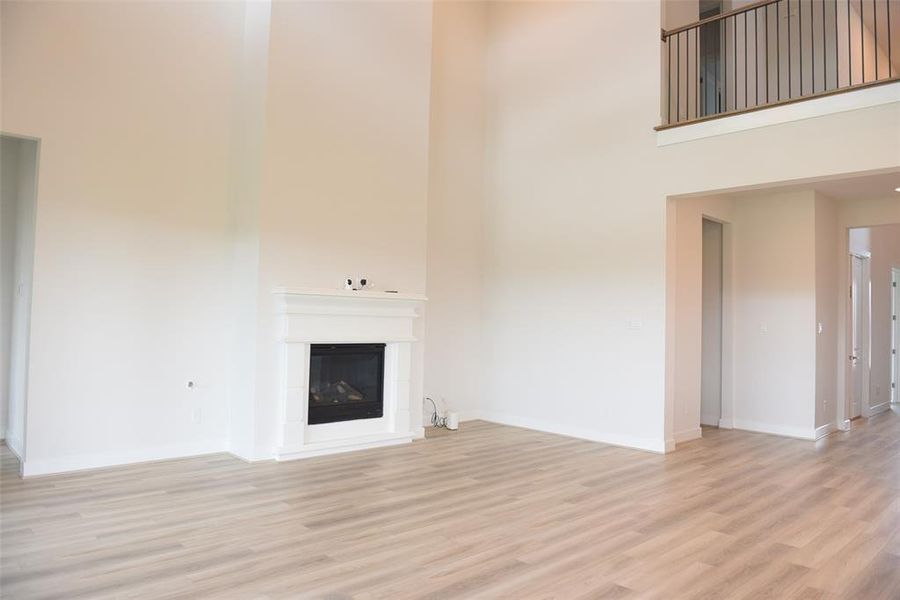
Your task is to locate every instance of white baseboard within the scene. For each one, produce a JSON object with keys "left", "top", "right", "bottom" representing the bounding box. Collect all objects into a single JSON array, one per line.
[
  {"left": 718, "top": 418, "right": 734, "bottom": 429},
  {"left": 673, "top": 427, "right": 702, "bottom": 444},
  {"left": 470, "top": 410, "right": 667, "bottom": 454},
  {"left": 869, "top": 402, "right": 891, "bottom": 415},
  {"left": 22, "top": 439, "right": 229, "bottom": 477},
  {"left": 732, "top": 419, "right": 816, "bottom": 441},
  {"left": 4, "top": 436, "right": 24, "bottom": 470},
  {"left": 5, "top": 434, "right": 24, "bottom": 463},
  {"left": 814, "top": 422, "right": 837, "bottom": 440}
]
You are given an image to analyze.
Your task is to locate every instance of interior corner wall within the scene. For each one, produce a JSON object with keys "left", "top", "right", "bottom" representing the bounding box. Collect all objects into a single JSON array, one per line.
[
  {"left": 814, "top": 192, "right": 839, "bottom": 432},
  {"left": 424, "top": 1, "right": 487, "bottom": 421},
  {"left": 225, "top": 0, "right": 271, "bottom": 461}
]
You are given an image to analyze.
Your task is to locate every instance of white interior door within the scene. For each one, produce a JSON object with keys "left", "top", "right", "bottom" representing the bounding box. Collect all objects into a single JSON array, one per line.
[{"left": 850, "top": 255, "right": 864, "bottom": 419}]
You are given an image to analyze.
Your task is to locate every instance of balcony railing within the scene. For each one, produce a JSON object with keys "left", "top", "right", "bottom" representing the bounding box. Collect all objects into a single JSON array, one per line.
[{"left": 659, "top": 0, "right": 900, "bottom": 129}]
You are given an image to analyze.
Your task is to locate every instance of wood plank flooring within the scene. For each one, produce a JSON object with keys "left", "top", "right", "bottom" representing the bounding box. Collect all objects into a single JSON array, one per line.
[{"left": 2, "top": 410, "right": 899, "bottom": 599}]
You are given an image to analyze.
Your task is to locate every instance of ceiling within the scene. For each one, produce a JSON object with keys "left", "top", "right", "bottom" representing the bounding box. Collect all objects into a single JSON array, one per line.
[{"left": 810, "top": 170, "right": 900, "bottom": 201}]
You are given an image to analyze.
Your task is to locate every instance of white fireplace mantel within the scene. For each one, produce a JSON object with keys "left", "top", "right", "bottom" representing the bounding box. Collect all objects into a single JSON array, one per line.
[{"left": 272, "top": 288, "right": 425, "bottom": 461}]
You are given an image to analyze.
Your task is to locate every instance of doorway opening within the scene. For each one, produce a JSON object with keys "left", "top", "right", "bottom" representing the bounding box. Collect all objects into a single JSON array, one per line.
[
  {"left": 701, "top": 218, "right": 724, "bottom": 428},
  {"left": 845, "top": 224, "right": 900, "bottom": 425},
  {"left": 1, "top": 134, "right": 40, "bottom": 469}
]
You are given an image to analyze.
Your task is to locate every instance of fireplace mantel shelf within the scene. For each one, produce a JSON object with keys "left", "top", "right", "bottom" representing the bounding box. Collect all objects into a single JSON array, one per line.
[{"left": 272, "top": 287, "right": 427, "bottom": 302}]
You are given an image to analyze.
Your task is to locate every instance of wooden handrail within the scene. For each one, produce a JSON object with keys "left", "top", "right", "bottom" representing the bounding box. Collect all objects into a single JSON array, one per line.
[{"left": 662, "top": 0, "right": 780, "bottom": 39}]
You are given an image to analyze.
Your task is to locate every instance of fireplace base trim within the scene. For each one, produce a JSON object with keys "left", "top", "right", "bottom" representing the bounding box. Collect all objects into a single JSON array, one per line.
[{"left": 275, "top": 431, "right": 414, "bottom": 461}]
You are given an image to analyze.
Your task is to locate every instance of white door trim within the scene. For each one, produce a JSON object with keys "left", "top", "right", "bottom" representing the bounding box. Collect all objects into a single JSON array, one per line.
[
  {"left": 846, "top": 253, "right": 871, "bottom": 423},
  {"left": 892, "top": 268, "right": 900, "bottom": 405}
]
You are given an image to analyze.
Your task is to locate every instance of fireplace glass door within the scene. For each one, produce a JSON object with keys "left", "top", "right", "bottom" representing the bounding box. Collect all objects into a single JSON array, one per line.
[{"left": 308, "top": 343, "right": 385, "bottom": 425}]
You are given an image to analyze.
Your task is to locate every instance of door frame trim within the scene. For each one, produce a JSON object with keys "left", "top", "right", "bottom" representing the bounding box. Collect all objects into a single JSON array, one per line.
[
  {"left": 892, "top": 268, "right": 900, "bottom": 405},
  {"left": 845, "top": 252, "right": 871, "bottom": 425}
]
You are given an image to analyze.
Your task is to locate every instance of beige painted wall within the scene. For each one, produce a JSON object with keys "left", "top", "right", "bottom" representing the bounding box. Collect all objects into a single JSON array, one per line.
[
  {"left": 482, "top": 0, "right": 897, "bottom": 451},
  {"left": 814, "top": 192, "right": 839, "bottom": 430},
  {"left": 673, "top": 190, "right": 825, "bottom": 441},
  {"left": 2, "top": 0, "right": 897, "bottom": 471},
  {"left": 425, "top": 1, "right": 487, "bottom": 420},
  {"left": 2, "top": 1, "right": 245, "bottom": 472},
  {"left": 248, "top": 0, "right": 435, "bottom": 457}
]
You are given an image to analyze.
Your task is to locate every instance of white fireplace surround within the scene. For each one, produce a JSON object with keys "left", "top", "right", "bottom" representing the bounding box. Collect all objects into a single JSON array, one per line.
[{"left": 273, "top": 288, "right": 425, "bottom": 461}]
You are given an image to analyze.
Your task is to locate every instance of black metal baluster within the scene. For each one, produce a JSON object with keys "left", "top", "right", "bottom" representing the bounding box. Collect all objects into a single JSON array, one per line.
[
  {"left": 724, "top": 19, "right": 728, "bottom": 111},
  {"left": 745, "top": 12, "right": 749, "bottom": 108},
  {"left": 889, "top": 0, "right": 892, "bottom": 77},
  {"left": 848, "top": 0, "right": 852, "bottom": 85},
  {"left": 873, "top": 0, "right": 877, "bottom": 79},
  {"left": 822, "top": 0, "right": 826, "bottom": 89},
  {"left": 734, "top": 16, "right": 738, "bottom": 108},
  {"left": 812, "top": 0, "right": 816, "bottom": 92},
  {"left": 834, "top": 0, "right": 839, "bottom": 87},
  {"left": 668, "top": 35, "right": 672, "bottom": 123},
  {"left": 766, "top": 4, "right": 770, "bottom": 103},
  {"left": 677, "top": 32, "right": 681, "bottom": 121},
  {"left": 800, "top": 0, "right": 804, "bottom": 95},
  {"left": 788, "top": 0, "right": 793, "bottom": 96},
  {"left": 860, "top": 0, "right": 864, "bottom": 82},
  {"left": 697, "top": 28, "right": 700, "bottom": 118},
  {"left": 778, "top": 0, "right": 782, "bottom": 99},
  {"left": 701, "top": 27, "right": 705, "bottom": 116},
  {"left": 752, "top": 9, "right": 757, "bottom": 106}
]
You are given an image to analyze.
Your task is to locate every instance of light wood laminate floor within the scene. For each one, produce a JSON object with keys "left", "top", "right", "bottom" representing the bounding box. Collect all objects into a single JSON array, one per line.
[{"left": 2, "top": 411, "right": 899, "bottom": 599}]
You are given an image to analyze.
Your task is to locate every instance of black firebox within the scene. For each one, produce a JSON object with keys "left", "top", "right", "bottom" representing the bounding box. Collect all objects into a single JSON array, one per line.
[{"left": 308, "top": 343, "right": 385, "bottom": 425}]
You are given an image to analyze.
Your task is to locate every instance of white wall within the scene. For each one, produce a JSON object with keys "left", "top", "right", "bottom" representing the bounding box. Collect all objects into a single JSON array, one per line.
[
  {"left": 2, "top": 0, "right": 438, "bottom": 473},
  {"left": 482, "top": 0, "right": 896, "bottom": 453},
  {"left": 424, "top": 1, "right": 487, "bottom": 421},
  {"left": 2, "top": 1, "right": 244, "bottom": 474},
  {"left": 731, "top": 191, "right": 818, "bottom": 437},
  {"left": 700, "top": 218, "right": 723, "bottom": 427},
  {"left": 1, "top": 0, "right": 897, "bottom": 473},
  {"left": 242, "top": 0, "right": 435, "bottom": 458},
  {"left": 814, "top": 192, "right": 839, "bottom": 432}
]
